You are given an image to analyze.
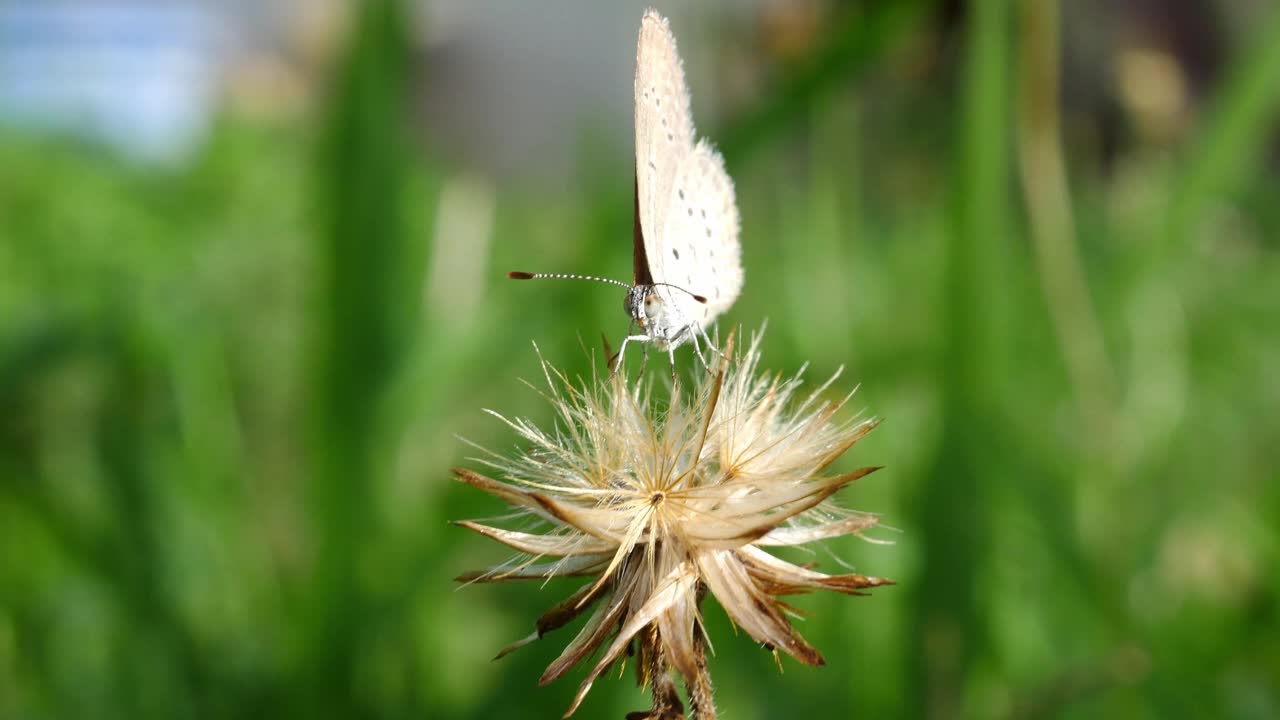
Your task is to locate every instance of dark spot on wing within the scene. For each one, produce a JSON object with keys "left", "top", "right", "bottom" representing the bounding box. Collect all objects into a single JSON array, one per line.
[
  {"left": 709, "top": 248, "right": 715, "bottom": 258},
  {"left": 705, "top": 227, "right": 712, "bottom": 237},
  {"left": 687, "top": 208, "right": 692, "bottom": 217},
  {"left": 672, "top": 248, "right": 680, "bottom": 260},
  {"left": 648, "top": 160, "right": 656, "bottom": 170},
  {"left": 678, "top": 189, "right": 684, "bottom": 200},
  {"left": 700, "top": 209, "right": 707, "bottom": 219}
]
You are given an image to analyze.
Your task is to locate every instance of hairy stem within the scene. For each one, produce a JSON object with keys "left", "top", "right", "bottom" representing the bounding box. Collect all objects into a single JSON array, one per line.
[{"left": 686, "top": 619, "right": 716, "bottom": 720}]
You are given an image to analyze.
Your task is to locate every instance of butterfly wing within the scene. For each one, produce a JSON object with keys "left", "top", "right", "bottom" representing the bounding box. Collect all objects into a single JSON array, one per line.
[
  {"left": 634, "top": 9, "right": 695, "bottom": 286},
  {"left": 632, "top": 175, "right": 652, "bottom": 286},
  {"left": 647, "top": 140, "right": 743, "bottom": 327}
]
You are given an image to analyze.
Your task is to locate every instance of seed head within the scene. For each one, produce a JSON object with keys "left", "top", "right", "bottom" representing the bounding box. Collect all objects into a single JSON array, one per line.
[{"left": 454, "top": 329, "right": 890, "bottom": 719}]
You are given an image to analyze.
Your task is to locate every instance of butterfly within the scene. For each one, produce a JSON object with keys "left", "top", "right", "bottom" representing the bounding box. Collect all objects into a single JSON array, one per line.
[{"left": 509, "top": 8, "right": 743, "bottom": 371}]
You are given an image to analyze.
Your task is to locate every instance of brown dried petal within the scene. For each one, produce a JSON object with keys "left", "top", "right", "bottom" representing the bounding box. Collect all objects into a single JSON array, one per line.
[
  {"left": 739, "top": 545, "right": 894, "bottom": 595},
  {"left": 530, "top": 492, "right": 635, "bottom": 541},
  {"left": 696, "top": 548, "right": 825, "bottom": 667},
  {"left": 563, "top": 563, "right": 699, "bottom": 717},
  {"left": 455, "top": 553, "right": 610, "bottom": 583},
  {"left": 451, "top": 469, "right": 558, "bottom": 523},
  {"left": 684, "top": 467, "right": 881, "bottom": 545},
  {"left": 755, "top": 514, "right": 880, "bottom": 546},
  {"left": 540, "top": 569, "right": 641, "bottom": 686},
  {"left": 454, "top": 521, "right": 614, "bottom": 556}
]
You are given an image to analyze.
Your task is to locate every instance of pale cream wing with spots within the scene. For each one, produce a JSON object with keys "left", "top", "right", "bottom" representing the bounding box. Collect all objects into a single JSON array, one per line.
[
  {"left": 649, "top": 139, "right": 742, "bottom": 325},
  {"left": 635, "top": 8, "right": 695, "bottom": 275}
]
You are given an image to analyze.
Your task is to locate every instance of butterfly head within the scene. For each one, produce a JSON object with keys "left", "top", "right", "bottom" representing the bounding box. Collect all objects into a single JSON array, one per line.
[
  {"left": 623, "top": 285, "right": 655, "bottom": 329},
  {"left": 627, "top": 284, "right": 695, "bottom": 352}
]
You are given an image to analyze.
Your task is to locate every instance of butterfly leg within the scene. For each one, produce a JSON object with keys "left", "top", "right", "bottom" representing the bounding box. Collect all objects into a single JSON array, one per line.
[
  {"left": 608, "top": 321, "right": 637, "bottom": 371},
  {"left": 699, "top": 325, "right": 727, "bottom": 361},
  {"left": 612, "top": 334, "right": 651, "bottom": 376},
  {"left": 687, "top": 325, "right": 711, "bottom": 370}
]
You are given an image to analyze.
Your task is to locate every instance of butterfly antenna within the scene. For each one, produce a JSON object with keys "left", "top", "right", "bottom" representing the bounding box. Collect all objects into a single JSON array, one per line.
[
  {"left": 507, "top": 271, "right": 631, "bottom": 290},
  {"left": 508, "top": 272, "right": 706, "bottom": 303},
  {"left": 652, "top": 282, "right": 708, "bottom": 304}
]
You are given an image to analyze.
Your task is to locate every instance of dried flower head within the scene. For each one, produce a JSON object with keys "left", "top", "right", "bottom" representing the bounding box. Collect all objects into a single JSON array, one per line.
[{"left": 454, "top": 330, "right": 890, "bottom": 719}]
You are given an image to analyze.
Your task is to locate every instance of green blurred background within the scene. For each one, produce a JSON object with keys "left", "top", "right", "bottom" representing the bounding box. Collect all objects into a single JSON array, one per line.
[{"left": 1, "top": 0, "right": 1277, "bottom": 718}]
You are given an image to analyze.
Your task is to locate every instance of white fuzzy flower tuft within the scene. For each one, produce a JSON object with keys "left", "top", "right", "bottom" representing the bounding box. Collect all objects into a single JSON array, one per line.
[{"left": 454, "top": 329, "right": 890, "bottom": 720}]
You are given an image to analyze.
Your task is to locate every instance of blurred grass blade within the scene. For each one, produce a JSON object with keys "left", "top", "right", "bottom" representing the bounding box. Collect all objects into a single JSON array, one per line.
[
  {"left": 1164, "top": 5, "right": 1280, "bottom": 248},
  {"left": 1015, "top": 0, "right": 1116, "bottom": 455},
  {"left": 719, "top": 0, "right": 929, "bottom": 167},
  {"left": 909, "top": 0, "right": 1011, "bottom": 716},
  {"left": 301, "top": 0, "right": 419, "bottom": 716}
]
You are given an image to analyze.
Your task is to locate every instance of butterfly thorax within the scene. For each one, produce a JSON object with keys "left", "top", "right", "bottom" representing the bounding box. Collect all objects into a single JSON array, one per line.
[{"left": 624, "top": 285, "right": 691, "bottom": 351}]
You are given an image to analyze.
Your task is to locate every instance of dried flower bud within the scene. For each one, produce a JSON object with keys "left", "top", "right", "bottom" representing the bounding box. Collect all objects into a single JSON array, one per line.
[{"left": 455, "top": 329, "right": 890, "bottom": 719}]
